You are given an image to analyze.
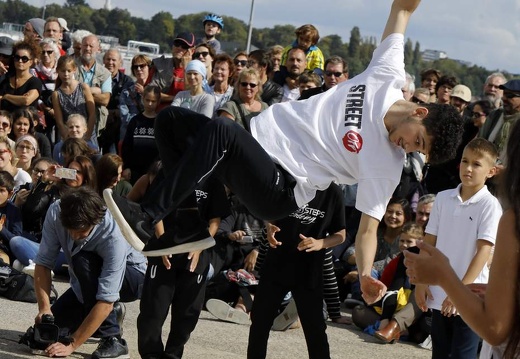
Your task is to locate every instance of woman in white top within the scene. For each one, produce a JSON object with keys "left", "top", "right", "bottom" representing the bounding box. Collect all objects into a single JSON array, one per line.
[{"left": 171, "top": 60, "right": 215, "bottom": 118}]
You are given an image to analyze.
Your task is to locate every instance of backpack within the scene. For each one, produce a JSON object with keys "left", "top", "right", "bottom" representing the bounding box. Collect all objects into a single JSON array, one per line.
[{"left": 0, "top": 260, "right": 58, "bottom": 303}]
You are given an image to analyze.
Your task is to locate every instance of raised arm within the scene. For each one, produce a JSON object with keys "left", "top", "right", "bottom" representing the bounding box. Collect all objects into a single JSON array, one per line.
[{"left": 382, "top": 0, "right": 421, "bottom": 41}]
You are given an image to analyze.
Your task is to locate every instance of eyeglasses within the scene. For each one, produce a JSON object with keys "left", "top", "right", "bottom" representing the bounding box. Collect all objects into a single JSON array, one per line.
[
  {"left": 193, "top": 51, "right": 209, "bottom": 58},
  {"left": 173, "top": 41, "right": 190, "bottom": 50},
  {"left": 411, "top": 96, "right": 426, "bottom": 104},
  {"left": 32, "top": 168, "right": 46, "bottom": 175},
  {"left": 131, "top": 64, "right": 148, "bottom": 71},
  {"left": 42, "top": 50, "right": 54, "bottom": 56},
  {"left": 0, "top": 122, "right": 9, "bottom": 128},
  {"left": 325, "top": 71, "right": 343, "bottom": 78},
  {"left": 14, "top": 55, "right": 31, "bottom": 63},
  {"left": 504, "top": 92, "right": 520, "bottom": 99},
  {"left": 16, "top": 144, "right": 34, "bottom": 152},
  {"left": 472, "top": 112, "right": 486, "bottom": 118},
  {"left": 234, "top": 59, "right": 247, "bottom": 67},
  {"left": 240, "top": 82, "right": 258, "bottom": 88}
]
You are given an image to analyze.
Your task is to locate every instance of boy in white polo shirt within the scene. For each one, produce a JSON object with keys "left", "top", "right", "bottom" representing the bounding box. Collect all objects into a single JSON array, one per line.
[{"left": 415, "top": 138, "right": 502, "bottom": 358}]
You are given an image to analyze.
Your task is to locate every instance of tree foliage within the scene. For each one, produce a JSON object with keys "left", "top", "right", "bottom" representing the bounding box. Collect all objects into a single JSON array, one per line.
[{"left": 0, "top": 0, "right": 509, "bottom": 95}]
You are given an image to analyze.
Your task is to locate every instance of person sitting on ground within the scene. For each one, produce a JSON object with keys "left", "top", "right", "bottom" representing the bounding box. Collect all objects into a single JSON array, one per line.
[
  {"left": 95, "top": 153, "right": 124, "bottom": 198},
  {"left": 15, "top": 134, "right": 39, "bottom": 173},
  {"left": 33, "top": 187, "right": 146, "bottom": 358},
  {"left": 0, "top": 171, "right": 23, "bottom": 265},
  {"left": 0, "top": 135, "right": 31, "bottom": 190},
  {"left": 53, "top": 114, "right": 98, "bottom": 165},
  {"left": 352, "top": 222, "right": 426, "bottom": 344}
]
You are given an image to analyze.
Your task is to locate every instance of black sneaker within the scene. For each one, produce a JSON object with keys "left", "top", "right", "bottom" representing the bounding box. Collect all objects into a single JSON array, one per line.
[
  {"left": 114, "top": 302, "right": 126, "bottom": 336},
  {"left": 142, "top": 209, "right": 215, "bottom": 257},
  {"left": 91, "top": 336, "right": 129, "bottom": 359},
  {"left": 103, "top": 189, "right": 154, "bottom": 251}
]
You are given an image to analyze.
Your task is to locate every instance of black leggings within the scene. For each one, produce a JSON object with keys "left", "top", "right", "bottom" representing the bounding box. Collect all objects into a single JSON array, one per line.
[{"left": 142, "top": 107, "right": 298, "bottom": 221}]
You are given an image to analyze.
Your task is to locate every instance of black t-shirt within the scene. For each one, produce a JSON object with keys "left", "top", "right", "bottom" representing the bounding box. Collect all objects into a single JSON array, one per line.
[
  {"left": 261, "top": 183, "right": 345, "bottom": 289},
  {"left": 0, "top": 76, "right": 42, "bottom": 112}
]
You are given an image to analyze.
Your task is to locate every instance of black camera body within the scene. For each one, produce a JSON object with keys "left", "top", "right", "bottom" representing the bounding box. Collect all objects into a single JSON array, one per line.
[{"left": 19, "top": 314, "right": 63, "bottom": 351}]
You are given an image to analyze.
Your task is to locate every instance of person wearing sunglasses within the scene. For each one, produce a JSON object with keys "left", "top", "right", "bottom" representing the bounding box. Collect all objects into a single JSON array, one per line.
[
  {"left": 34, "top": 38, "right": 60, "bottom": 131},
  {"left": 232, "top": 52, "right": 248, "bottom": 83},
  {"left": 247, "top": 49, "right": 283, "bottom": 106},
  {"left": 192, "top": 43, "right": 215, "bottom": 86},
  {"left": 299, "top": 55, "right": 348, "bottom": 100},
  {"left": 481, "top": 79, "right": 520, "bottom": 161},
  {"left": 119, "top": 54, "right": 152, "bottom": 141},
  {"left": 217, "top": 68, "right": 267, "bottom": 132},
  {"left": 149, "top": 32, "right": 195, "bottom": 111},
  {"left": 0, "top": 40, "right": 42, "bottom": 113},
  {"left": 471, "top": 100, "right": 492, "bottom": 135}
]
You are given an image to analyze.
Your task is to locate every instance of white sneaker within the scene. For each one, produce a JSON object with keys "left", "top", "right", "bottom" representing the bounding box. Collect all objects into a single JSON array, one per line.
[
  {"left": 12, "top": 259, "right": 24, "bottom": 272},
  {"left": 419, "top": 335, "right": 432, "bottom": 350},
  {"left": 206, "top": 299, "right": 250, "bottom": 325},
  {"left": 22, "top": 260, "right": 54, "bottom": 278}
]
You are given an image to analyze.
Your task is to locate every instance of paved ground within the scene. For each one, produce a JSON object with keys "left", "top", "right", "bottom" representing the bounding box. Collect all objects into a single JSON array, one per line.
[{"left": 0, "top": 278, "right": 432, "bottom": 359}]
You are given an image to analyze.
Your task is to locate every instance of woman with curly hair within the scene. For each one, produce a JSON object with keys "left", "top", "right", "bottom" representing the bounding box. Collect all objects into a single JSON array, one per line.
[{"left": 0, "top": 39, "right": 42, "bottom": 113}]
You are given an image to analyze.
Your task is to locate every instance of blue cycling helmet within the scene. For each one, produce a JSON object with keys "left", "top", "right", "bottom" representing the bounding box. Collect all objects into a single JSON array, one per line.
[{"left": 203, "top": 14, "right": 224, "bottom": 29}]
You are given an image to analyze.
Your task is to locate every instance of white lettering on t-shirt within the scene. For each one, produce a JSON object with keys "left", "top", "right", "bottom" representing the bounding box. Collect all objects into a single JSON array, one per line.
[{"left": 342, "top": 85, "right": 366, "bottom": 154}]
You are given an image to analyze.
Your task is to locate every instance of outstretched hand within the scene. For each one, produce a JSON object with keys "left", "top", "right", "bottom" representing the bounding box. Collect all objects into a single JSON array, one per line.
[
  {"left": 266, "top": 223, "right": 282, "bottom": 248},
  {"left": 297, "top": 234, "right": 324, "bottom": 252},
  {"left": 360, "top": 275, "right": 387, "bottom": 305}
]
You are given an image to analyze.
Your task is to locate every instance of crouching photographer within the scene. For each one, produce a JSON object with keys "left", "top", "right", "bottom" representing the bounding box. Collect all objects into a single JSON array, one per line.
[{"left": 27, "top": 187, "right": 146, "bottom": 358}]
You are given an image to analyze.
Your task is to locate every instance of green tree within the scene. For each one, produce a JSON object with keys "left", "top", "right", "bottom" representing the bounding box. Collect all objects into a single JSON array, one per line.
[
  {"left": 147, "top": 11, "right": 175, "bottom": 52},
  {"left": 404, "top": 38, "right": 413, "bottom": 66},
  {"left": 0, "top": 0, "right": 38, "bottom": 24},
  {"left": 65, "top": 0, "right": 88, "bottom": 7},
  {"left": 348, "top": 26, "right": 361, "bottom": 58}
]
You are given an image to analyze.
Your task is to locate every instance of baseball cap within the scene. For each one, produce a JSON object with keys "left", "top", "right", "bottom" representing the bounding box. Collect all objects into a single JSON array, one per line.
[
  {"left": 58, "top": 18, "right": 69, "bottom": 32},
  {"left": 0, "top": 37, "right": 14, "bottom": 56},
  {"left": 173, "top": 32, "right": 195, "bottom": 48},
  {"left": 499, "top": 79, "right": 520, "bottom": 92},
  {"left": 28, "top": 18, "right": 45, "bottom": 39},
  {"left": 451, "top": 84, "right": 471, "bottom": 102}
]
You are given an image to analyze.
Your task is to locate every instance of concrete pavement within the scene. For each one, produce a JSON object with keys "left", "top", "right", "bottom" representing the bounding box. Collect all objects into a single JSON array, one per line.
[{"left": 0, "top": 278, "right": 432, "bottom": 358}]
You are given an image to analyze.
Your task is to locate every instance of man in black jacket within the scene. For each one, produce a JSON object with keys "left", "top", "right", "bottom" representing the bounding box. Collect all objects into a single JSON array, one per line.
[{"left": 247, "top": 50, "right": 283, "bottom": 106}]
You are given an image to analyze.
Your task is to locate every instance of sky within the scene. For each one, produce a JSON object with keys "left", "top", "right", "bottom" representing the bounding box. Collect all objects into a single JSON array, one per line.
[{"left": 25, "top": 0, "right": 520, "bottom": 74}]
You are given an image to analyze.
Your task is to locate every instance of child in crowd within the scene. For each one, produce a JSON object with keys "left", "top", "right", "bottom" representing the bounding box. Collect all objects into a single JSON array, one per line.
[
  {"left": 298, "top": 71, "right": 322, "bottom": 96},
  {"left": 121, "top": 85, "right": 160, "bottom": 184},
  {"left": 353, "top": 222, "right": 425, "bottom": 344},
  {"left": 51, "top": 56, "right": 96, "bottom": 145},
  {"left": 281, "top": 24, "right": 324, "bottom": 74},
  {"left": 415, "top": 138, "right": 502, "bottom": 358},
  {"left": 199, "top": 14, "right": 224, "bottom": 54},
  {"left": 247, "top": 183, "right": 345, "bottom": 359},
  {"left": 0, "top": 171, "right": 23, "bottom": 264},
  {"left": 53, "top": 114, "right": 97, "bottom": 165}
]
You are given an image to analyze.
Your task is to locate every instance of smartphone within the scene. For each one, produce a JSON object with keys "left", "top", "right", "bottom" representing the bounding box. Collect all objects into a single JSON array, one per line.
[
  {"left": 237, "top": 235, "right": 253, "bottom": 244},
  {"left": 55, "top": 168, "right": 77, "bottom": 180}
]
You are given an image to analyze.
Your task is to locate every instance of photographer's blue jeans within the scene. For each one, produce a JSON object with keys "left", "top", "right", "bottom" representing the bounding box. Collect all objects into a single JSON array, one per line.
[{"left": 51, "top": 250, "right": 143, "bottom": 338}]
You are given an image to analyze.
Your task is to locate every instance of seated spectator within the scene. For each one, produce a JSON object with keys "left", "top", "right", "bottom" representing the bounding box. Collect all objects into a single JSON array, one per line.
[
  {"left": 95, "top": 153, "right": 124, "bottom": 197},
  {"left": 53, "top": 114, "right": 97, "bottom": 165},
  {"left": 280, "top": 24, "right": 324, "bottom": 74},
  {"left": 0, "top": 136, "right": 31, "bottom": 190},
  {"left": 59, "top": 137, "right": 100, "bottom": 167},
  {"left": 119, "top": 54, "right": 152, "bottom": 142},
  {"left": 352, "top": 223, "right": 427, "bottom": 345},
  {"left": 171, "top": 60, "right": 215, "bottom": 118},
  {"left": 121, "top": 85, "right": 160, "bottom": 184},
  {"left": 15, "top": 134, "right": 39, "bottom": 172},
  {"left": 0, "top": 39, "right": 42, "bottom": 113},
  {"left": 0, "top": 171, "right": 23, "bottom": 265},
  {"left": 33, "top": 187, "right": 146, "bottom": 358},
  {"left": 208, "top": 54, "right": 235, "bottom": 117},
  {"left": 10, "top": 107, "right": 52, "bottom": 158},
  {"left": 217, "top": 68, "right": 268, "bottom": 132}
]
